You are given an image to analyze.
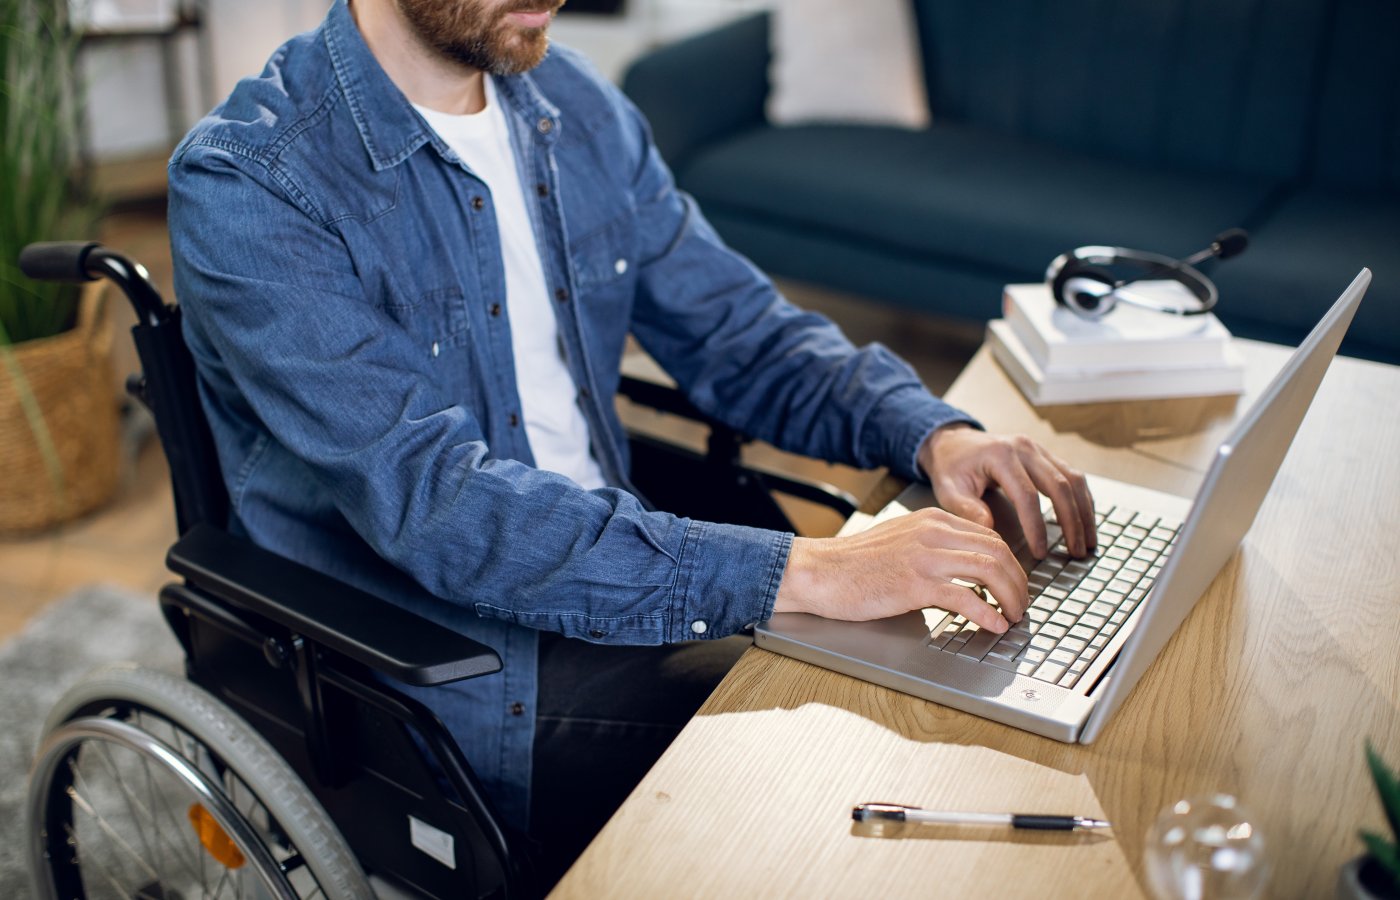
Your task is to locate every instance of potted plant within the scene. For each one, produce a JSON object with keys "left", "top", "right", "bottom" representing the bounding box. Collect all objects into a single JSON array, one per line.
[
  {"left": 1, "top": 0, "right": 119, "bottom": 532},
  {"left": 1340, "top": 741, "right": 1400, "bottom": 900}
]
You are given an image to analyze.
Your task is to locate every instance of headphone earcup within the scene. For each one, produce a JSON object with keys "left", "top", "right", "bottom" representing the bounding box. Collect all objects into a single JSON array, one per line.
[{"left": 1052, "top": 261, "right": 1119, "bottom": 319}]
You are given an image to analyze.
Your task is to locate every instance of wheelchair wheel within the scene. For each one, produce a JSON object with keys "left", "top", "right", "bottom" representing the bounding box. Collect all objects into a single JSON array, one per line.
[{"left": 28, "top": 663, "right": 375, "bottom": 900}]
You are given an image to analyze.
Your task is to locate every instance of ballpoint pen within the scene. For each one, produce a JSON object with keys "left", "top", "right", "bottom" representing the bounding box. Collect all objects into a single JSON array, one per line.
[{"left": 853, "top": 803, "right": 1111, "bottom": 831}]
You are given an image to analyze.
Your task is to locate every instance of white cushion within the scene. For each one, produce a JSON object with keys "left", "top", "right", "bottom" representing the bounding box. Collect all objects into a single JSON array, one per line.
[{"left": 766, "top": 0, "right": 930, "bottom": 129}]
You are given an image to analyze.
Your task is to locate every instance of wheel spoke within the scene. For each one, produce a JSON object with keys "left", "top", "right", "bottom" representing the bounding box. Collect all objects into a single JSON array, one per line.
[
  {"left": 138, "top": 719, "right": 209, "bottom": 885},
  {"left": 209, "top": 859, "right": 234, "bottom": 899},
  {"left": 67, "top": 779, "right": 162, "bottom": 885},
  {"left": 93, "top": 738, "right": 161, "bottom": 866},
  {"left": 68, "top": 821, "right": 137, "bottom": 899},
  {"left": 133, "top": 745, "right": 205, "bottom": 885}
]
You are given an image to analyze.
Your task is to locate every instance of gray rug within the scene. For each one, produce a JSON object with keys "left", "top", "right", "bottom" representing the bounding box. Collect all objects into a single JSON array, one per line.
[{"left": 0, "top": 584, "right": 183, "bottom": 898}]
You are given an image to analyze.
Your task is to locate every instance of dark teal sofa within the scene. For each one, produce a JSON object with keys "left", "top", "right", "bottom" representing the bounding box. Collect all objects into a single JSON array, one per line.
[{"left": 622, "top": 1, "right": 1400, "bottom": 363}]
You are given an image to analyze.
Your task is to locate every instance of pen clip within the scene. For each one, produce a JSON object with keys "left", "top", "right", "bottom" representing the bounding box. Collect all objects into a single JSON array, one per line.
[{"left": 852, "top": 802, "right": 915, "bottom": 823}]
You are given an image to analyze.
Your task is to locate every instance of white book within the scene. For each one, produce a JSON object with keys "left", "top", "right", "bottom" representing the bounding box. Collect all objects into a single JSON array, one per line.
[
  {"left": 987, "top": 320, "right": 1245, "bottom": 406},
  {"left": 1003, "top": 282, "right": 1233, "bottom": 371}
]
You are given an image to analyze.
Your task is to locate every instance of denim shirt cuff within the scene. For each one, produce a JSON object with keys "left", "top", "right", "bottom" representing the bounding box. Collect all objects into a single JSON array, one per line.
[
  {"left": 669, "top": 520, "right": 793, "bottom": 640},
  {"left": 867, "top": 385, "right": 982, "bottom": 483}
]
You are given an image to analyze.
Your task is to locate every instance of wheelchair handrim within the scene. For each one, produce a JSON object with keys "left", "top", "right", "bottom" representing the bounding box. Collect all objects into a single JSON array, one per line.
[{"left": 29, "top": 715, "right": 299, "bottom": 900}]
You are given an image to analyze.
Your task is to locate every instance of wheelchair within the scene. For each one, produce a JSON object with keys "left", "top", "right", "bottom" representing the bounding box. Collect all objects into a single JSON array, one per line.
[{"left": 18, "top": 241, "right": 860, "bottom": 900}]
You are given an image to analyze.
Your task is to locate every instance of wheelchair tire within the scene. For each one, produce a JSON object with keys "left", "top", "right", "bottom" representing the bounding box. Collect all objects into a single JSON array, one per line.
[{"left": 29, "top": 662, "right": 376, "bottom": 900}]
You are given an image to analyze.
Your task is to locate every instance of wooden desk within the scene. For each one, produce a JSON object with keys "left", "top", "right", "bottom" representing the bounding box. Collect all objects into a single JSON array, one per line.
[{"left": 553, "top": 341, "right": 1400, "bottom": 899}]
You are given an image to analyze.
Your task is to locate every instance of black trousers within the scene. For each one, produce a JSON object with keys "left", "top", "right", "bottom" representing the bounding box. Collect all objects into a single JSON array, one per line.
[{"left": 527, "top": 631, "right": 751, "bottom": 892}]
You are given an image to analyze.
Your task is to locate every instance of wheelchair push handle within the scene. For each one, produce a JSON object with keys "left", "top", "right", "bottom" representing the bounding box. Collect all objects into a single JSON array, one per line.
[
  {"left": 18, "top": 241, "right": 103, "bottom": 283},
  {"left": 19, "top": 240, "right": 172, "bottom": 326}
]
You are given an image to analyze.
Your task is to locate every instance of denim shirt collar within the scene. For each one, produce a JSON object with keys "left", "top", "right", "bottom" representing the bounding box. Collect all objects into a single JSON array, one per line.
[{"left": 322, "top": 0, "right": 560, "bottom": 173}]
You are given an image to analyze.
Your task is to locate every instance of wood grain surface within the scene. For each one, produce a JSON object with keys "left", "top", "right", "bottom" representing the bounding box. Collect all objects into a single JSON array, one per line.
[{"left": 554, "top": 341, "right": 1400, "bottom": 899}]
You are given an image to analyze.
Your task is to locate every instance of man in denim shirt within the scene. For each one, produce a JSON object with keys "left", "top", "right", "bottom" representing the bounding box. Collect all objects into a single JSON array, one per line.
[{"left": 169, "top": 0, "right": 1096, "bottom": 882}]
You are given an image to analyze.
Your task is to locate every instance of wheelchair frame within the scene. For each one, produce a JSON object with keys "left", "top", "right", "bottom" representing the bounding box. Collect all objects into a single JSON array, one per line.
[{"left": 19, "top": 241, "right": 859, "bottom": 899}]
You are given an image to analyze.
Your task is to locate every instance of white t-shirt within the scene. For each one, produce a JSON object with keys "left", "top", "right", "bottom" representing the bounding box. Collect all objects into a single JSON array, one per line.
[{"left": 414, "top": 77, "right": 606, "bottom": 490}]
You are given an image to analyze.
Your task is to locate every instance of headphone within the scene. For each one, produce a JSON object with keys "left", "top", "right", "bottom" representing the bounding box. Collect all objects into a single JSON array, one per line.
[{"left": 1046, "top": 229, "right": 1249, "bottom": 320}]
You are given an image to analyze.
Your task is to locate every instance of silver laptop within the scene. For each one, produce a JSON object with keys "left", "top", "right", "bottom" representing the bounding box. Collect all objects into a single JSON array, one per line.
[{"left": 756, "top": 269, "right": 1370, "bottom": 743}]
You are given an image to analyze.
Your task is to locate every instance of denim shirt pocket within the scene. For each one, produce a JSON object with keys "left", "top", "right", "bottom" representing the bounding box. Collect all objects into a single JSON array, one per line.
[
  {"left": 381, "top": 285, "right": 471, "bottom": 354},
  {"left": 569, "top": 212, "right": 638, "bottom": 305}
]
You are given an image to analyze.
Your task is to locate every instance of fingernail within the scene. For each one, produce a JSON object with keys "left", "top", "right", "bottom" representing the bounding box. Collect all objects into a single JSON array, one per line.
[{"left": 993, "top": 616, "right": 1009, "bottom": 634}]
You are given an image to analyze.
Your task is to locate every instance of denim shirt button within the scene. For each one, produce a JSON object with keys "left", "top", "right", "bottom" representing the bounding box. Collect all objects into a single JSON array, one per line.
[
  {"left": 431, "top": 341, "right": 439, "bottom": 358},
  {"left": 690, "top": 620, "right": 708, "bottom": 635},
  {"left": 471, "top": 196, "right": 485, "bottom": 211},
  {"left": 614, "top": 258, "right": 628, "bottom": 275},
  {"left": 509, "top": 702, "right": 525, "bottom": 716},
  {"left": 490, "top": 302, "right": 502, "bottom": 317},
  {"left": 509, "top": 413, "right": 519, "bottom": 427},
  {"left": 554, "top": 287, "right": 569, "bottom": 303},
  {"left": 536, "top": 183, "right": 549, "bottom": 198},
  {"left": 537, "top": 117, "right": 553, "bottom": 134},
  {"left": 588, "top": 629, "right": 605, "bottom": 639}
]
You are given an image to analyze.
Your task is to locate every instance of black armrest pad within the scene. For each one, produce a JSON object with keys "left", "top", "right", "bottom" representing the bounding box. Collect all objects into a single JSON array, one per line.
[{"left": 167, "top": 524, "right": 501, "bottom": 686}]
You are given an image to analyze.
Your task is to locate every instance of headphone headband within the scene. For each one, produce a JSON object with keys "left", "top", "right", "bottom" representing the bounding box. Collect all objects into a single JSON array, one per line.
[{"left": 1046, "top": 243, "right": 1224, "bottom": 320}]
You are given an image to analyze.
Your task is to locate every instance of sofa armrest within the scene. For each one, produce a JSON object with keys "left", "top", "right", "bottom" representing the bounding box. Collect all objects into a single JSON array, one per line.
[
  {"left": 622, "top": 12, "right": 770, "bottom": 170},
  {"left": 166, "top": 524, "right": 502, "bottom": 686}
]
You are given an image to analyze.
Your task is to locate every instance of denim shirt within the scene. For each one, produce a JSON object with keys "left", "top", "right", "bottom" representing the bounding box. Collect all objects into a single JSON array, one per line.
[{"left": 167, "top": 0, "right": 975, "bottom": 829}]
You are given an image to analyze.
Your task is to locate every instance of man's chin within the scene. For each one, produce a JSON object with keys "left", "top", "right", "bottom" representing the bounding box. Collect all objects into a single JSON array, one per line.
[{"left": 486, "top": 35, "right": 550, "bottom": 74}]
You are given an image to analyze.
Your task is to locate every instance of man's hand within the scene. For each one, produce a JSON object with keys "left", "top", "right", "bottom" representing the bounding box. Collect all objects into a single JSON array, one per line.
[
  {"left": 920, "top": 424, "right": 1096, "bottom": 559},
  {"left": 771, "top": 426, "right": 1094, "bottom": 633},
  {"left": 774, "top": 507, "right": 1027, "bottom": 633}
]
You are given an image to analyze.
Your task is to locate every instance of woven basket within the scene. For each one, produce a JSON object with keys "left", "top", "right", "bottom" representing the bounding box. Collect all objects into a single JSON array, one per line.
[{"left": 0, "top": 283, "right": 121, "bottom": 533}]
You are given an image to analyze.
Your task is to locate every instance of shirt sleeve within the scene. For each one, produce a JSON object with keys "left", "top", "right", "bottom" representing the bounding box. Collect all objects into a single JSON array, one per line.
[
  {"left": 613, "top": 93, "right": 981, "bottom": 485},
  {"left": 168, "top": 142, "right": 785, "bottom": 644}
]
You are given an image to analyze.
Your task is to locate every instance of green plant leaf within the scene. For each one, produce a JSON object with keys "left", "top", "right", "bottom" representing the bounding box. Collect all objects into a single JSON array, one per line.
[
  {"left": 1360, "top": 830, "right": 1400, "bottom": 891},
  {"left": 1367, "top": 739, "right": 1400, "bottom": 843},
  {"left": 1, "top": 0, "right": 99, "bottom": 345}
]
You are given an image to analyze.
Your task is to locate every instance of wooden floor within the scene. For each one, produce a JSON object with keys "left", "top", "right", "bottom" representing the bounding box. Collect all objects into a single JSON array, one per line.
[{"left": 0, "top": 207, "right": 980, "bottom": 641}]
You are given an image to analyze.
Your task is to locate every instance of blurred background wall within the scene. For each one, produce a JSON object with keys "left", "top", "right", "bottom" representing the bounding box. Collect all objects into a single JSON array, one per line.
[{"left": 80, "top": 0, "right": 770, "bottom": 163}]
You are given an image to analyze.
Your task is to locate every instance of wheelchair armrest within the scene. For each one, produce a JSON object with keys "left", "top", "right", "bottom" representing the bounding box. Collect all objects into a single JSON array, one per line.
[
  {"left": 617, "top": 372, "right": 710, "bottom": 424},
  {"left": 166, "top": 524, "right": 501, "bottom": 686}
]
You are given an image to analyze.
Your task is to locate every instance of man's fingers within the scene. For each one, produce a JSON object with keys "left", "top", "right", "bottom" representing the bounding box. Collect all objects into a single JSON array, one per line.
[
  {"left": 931, "top": 582, "right": 1009, "bottom": 633},
  {"left": 936, "top": 490, "right": 995, "bottom": 530},
  {"left": 988, "top": 451, "right": 1050, "bottom": 558},
  {"left": 924, "top": 548, "right": 1027, "bottom": 623},
  {"left": 1021, "top": 448, "right": 1089, "bottom": 557}
]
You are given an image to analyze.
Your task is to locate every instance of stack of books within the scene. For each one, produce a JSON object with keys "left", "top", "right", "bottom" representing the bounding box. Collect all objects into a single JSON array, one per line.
[{"left": 986, "top": 281, "right": 1246, "bottom": 406}]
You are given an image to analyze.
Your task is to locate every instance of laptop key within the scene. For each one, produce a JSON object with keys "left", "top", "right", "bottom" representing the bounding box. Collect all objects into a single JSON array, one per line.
[
  {"left": 1048, "top": 648, "right": 1078, "bottom": 666},
  {"left": 1033, "top": 662, "right": 1068, "bottom": 683},
  {"left": 1058, "top": 599, "right": 1089, "bottom": 617},
  {"left": 958, "top": 629, "right": 1002, "bottom": 659},
  {"left": 929, "top": 627, "right": 957, "bottom": 650},
  {"left": 983, "top": 653, "right": 1021, "bottom": 672}
]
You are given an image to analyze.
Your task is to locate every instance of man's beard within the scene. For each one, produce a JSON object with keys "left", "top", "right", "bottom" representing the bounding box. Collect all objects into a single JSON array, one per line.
[{"left": 396, "top": 0, "right": 563, "bottom": 75}]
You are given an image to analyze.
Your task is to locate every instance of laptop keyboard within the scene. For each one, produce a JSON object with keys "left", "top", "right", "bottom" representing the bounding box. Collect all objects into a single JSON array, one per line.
[{"left": 927, "top": 505, "right": 1181, "bottom": 689}]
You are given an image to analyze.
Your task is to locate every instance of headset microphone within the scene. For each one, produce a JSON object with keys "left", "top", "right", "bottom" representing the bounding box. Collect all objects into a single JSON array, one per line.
[{"left": 1047, "top": 228, "right": 1250, "bottom": 320}]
